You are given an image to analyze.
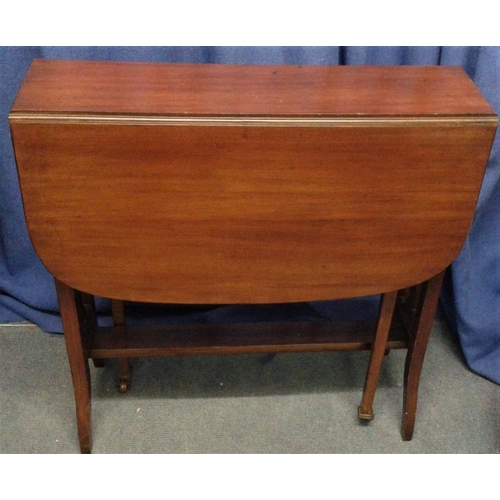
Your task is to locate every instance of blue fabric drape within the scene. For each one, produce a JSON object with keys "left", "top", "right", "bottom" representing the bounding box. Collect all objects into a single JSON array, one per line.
[{"left": 1, "top": 46, "right": 499, "bottom": 384}]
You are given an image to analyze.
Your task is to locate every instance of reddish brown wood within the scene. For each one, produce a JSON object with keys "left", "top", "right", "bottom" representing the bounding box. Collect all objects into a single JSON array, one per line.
[
  {"left": 10, "top": 122, "right": 496, "bottom": 304},
  {"left": 9, "top": 62, "right": 497, "bottom": 452},
  {"left": 401, "top": 271, "right": 445, "bottom": 440},
  {"left": 393, "top": 284, "right": 426, "bottom": 336},
  {"left": 79, "top": 292, "right": 104, "bottom": 368},
  {"left": 111, "top": 300, "right": 131, "bottom": 392},
  {"left": 10, "top": 62, "right": 496, "bottom": 305},
  {"left": 89, "top": 316, "right": 409, "bottom": 359},
  {"left": 54, "top": 279, "right": 91, "bottom": 453},
  {"left": 358, "top": 290, "right": 398, "bottom": 420},
  {"left": 111, "top": 299, "right": 125, "bottom": 325},
  {"left": 11, "top": 60, "right": 495, "bottom": 117}
]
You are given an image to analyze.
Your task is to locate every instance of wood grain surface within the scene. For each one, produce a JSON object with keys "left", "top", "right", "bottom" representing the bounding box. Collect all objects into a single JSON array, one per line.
[
  {"left": 11, "top": 120, "right": 496, "bottom": 303},
  {"left": 10, "top": 60, "right": 496, "bottom": 118},
  {"left": 9, "top": 61, "right": 498, "bottom": 452}
]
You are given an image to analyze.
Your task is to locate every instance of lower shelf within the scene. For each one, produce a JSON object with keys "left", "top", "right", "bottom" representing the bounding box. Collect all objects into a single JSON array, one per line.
[{"left": 89, "top": 317, "right": 408, "bottom": 359}]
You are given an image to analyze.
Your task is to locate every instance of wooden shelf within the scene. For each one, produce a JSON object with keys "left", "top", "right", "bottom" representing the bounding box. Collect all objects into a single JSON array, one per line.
[{"left": 89, "top": 317, "right": 409, "bottom": 359}]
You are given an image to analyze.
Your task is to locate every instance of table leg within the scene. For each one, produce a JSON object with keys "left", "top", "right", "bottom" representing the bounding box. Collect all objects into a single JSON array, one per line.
[
  {"left": 401, "top": 270, "right": 445, "bottom": 440},
  {"left": 111, "top": 299, "right": 132, "bottom": 393},
  {"left": 358, "top": 290, "right": 398, "bottom": 420},
  {"left": 55, "top": 279, "right": 92, "bottom": 454},
  {"left": 78, "top": 292, "right": 105, "bottom": 368}
]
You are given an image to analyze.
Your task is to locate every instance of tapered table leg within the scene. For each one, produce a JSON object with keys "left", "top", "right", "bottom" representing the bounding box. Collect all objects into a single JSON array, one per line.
[
  {"left": 79, "top": 292, "right": 105, "bottom": 368},
  {"left": 401, "top": 271, "right": 445, "bottom": 441},
  {"left": 358, "top": 290, "right": 398, "bottom": 420},
  {"left": 55, "top": 279, "right": 92, "bottom": 454},
  {"left": 111, "top": 299, "right": 132, "bottom": 393}
]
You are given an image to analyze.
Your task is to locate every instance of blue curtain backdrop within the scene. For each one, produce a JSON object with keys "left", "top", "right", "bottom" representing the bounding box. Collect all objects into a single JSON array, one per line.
[{"left": 1, "top": 46, "right": 499, "bottom": 384}]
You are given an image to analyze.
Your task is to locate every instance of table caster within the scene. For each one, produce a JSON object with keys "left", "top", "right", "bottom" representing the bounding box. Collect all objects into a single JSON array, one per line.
[
  {"left": 358, "top": 406, "right": 374, "bottom": 421},
  {"left": 118, "top": 379, "right": 129, "bottom": 393},
  {"left": 118, "top": 364, "right": 132, "bottom": 393}
]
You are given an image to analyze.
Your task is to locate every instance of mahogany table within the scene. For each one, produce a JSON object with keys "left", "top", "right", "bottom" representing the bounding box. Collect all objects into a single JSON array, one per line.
[{"left": 9, "top": 60, "right": 497, "bottom": 453}]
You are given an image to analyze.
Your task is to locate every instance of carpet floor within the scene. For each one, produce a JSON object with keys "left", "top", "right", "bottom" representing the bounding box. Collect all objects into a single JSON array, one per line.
[{"left": 1, "top": 320, "right": 499, "bottom": 453}]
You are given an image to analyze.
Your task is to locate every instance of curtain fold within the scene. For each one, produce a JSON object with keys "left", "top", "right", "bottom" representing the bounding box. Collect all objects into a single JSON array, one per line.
[{"left": 1, "top": 46, "right": 499, "bottom": 383}]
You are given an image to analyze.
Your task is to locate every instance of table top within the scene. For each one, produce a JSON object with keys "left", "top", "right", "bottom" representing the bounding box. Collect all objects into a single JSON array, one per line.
[
  {"left": 10, "top": 59, "right": 496, "bottom": 120},
  {"left": 9, "top": 60, "right": 498, "bottom": 303}
]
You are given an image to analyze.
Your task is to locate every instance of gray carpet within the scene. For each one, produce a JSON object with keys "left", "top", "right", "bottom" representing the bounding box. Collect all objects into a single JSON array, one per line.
[{"left": 1, "top": 320, "right": 499, "bottom": 453}]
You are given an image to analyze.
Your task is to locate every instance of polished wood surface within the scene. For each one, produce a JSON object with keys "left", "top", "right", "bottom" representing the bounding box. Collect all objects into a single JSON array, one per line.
[
  {"left": 10, "top": 62, "right": 497, "bottom": 304},
  {"left": 55, "top": 279, "right": 91, "bottom": 453},
  {"left": 401, "top": 271, "right": 445, "bottom": 441},
  {"left": 10, "top": 121, "right": 496, "bottom": 303},
  {"left": 10, "top": 60, "right": 496, "bottom": 117},
  {"left": 90, "top": 316, "right": 409, "bottom": 359},
  {"left": 358, "top": 290, "right": 398, "bottom": 420},
  {"left": 9, "top": 61, "right": 498, "bottom": 452}
]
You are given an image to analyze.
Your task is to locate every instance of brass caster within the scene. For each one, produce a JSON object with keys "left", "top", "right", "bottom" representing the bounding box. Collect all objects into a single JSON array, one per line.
[
  {"left": 118, "top": 378, "right": 130, "bottom": 393},
  {"left": 117, "top": 361, "right": 132, "bottom": 394},
  {"left": 358, "top": 406, "right": 374, "bottom": 421}
]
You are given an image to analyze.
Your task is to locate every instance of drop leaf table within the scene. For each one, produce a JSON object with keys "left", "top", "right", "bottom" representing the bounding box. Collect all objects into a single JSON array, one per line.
[{"left": 9, "top": 60, "right": 497, "bottom": 453}]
